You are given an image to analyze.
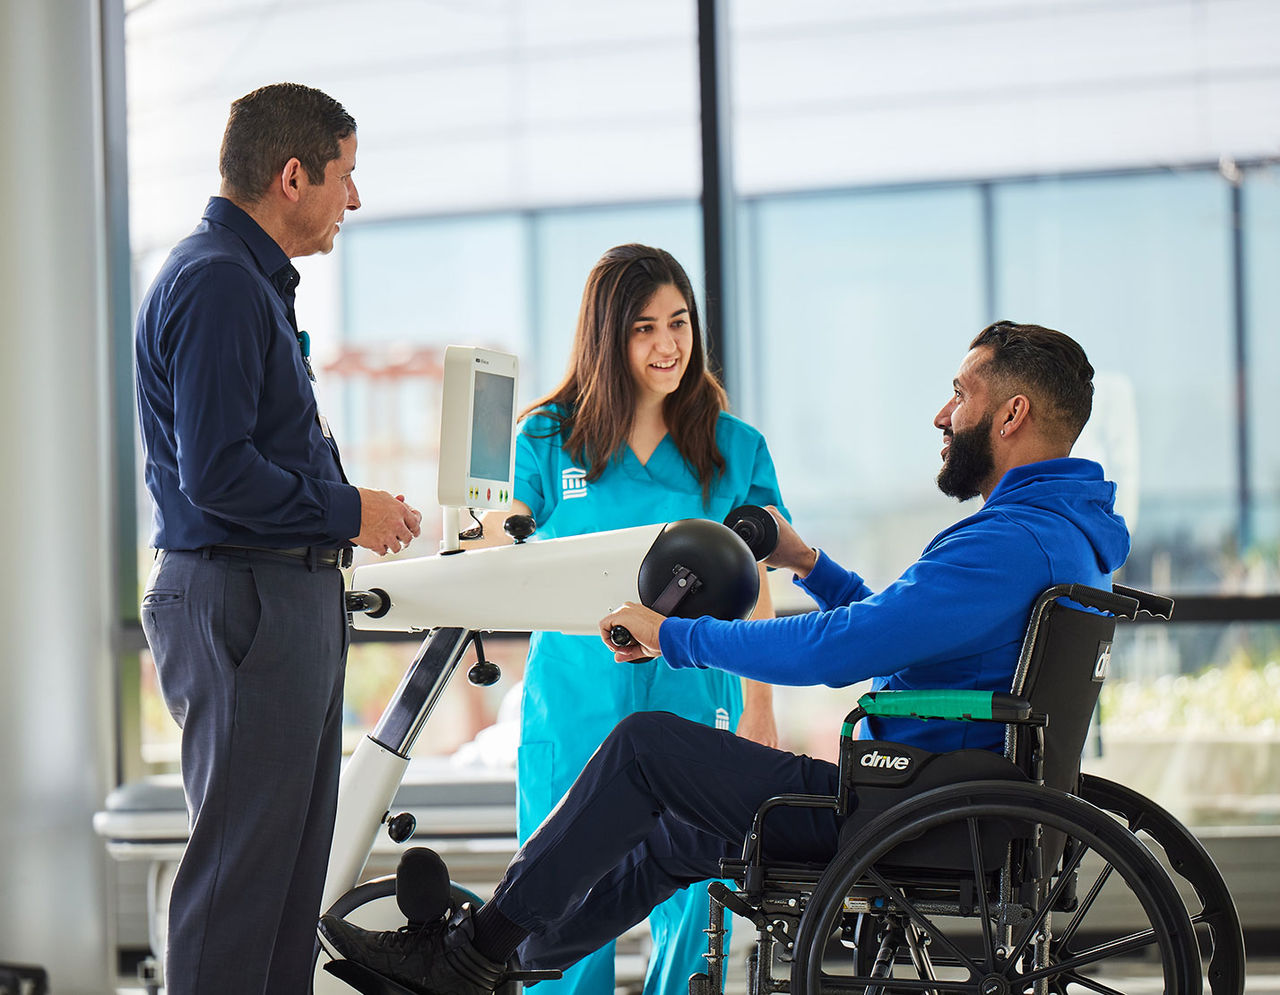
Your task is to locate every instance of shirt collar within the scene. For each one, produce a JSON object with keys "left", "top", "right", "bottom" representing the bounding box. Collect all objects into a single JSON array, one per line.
[{"left": 202, "top": 196, "right": 300, "bottom": 295}]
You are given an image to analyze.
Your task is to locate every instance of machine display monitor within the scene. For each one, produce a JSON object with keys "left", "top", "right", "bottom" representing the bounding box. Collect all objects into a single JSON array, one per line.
[
  {"left": 469, "top": 371, "right": 516, "bottom": 482},
  {"left": 437, "top": 346, "right": 519, "bottom": 511}
]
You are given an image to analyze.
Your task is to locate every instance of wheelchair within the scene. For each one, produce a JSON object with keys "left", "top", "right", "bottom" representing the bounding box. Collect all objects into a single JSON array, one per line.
[{"left": 690, "top": 583, "right": 1246, "bottom": 995}]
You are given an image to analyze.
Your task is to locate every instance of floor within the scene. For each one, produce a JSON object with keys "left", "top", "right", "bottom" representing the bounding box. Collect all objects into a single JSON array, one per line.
[{"left": 113, "top": 956, "right": 1280, "bottom": 994}]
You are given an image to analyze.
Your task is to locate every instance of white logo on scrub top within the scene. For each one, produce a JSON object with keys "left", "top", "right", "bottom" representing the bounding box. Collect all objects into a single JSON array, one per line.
[
  {"left": 562, "top": 467, "right": 589, "bottom": 500},
  {"left": 715, "top": 708, "right": 730, "bottom": 730}
]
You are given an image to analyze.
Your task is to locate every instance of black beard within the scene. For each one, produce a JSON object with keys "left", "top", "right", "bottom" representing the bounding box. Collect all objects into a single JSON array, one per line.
[{"left": 937, "top": 411, "right": 995, "bottom": 501}]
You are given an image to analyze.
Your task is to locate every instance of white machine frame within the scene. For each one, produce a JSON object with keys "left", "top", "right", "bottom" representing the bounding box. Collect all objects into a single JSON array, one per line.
[
  {"left": 314, "top": 344, "right": 765, "bottom": 991},
  {"left": 315, "top": 514, "right": 756, "bottom": 992}
]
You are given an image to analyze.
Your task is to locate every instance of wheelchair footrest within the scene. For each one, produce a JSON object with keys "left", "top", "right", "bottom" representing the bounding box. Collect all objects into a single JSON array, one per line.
[{"left": 708, "top": 880, "right": 766, "bottom": 928}]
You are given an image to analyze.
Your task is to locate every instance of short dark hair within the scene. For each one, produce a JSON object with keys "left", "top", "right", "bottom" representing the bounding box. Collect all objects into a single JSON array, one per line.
[
  {"left": 969, "top": 320, "right": 1095, "bottom": 446},
  {"left": 219, "top": 83, "right": 356, "bottom": 203}
]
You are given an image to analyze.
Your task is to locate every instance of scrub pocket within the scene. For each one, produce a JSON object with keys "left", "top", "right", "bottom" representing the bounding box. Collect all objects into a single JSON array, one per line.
[{"left": 515, "top": 740, "right": 557, "bottom": 841}]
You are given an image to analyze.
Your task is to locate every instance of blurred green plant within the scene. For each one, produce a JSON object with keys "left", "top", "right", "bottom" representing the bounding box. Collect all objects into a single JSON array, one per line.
[{"left": 1101, "top": 655, "right": 1280, "bottom": 736}]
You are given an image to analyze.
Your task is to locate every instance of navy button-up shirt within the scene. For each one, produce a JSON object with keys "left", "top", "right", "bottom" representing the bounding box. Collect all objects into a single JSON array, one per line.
[{"left": 135, "top": 197, "right": 361, "bottom": 550}]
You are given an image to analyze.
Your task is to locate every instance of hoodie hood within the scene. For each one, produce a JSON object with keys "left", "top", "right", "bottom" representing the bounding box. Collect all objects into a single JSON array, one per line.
[{"left": 982, "top": 457, "right": 1130, "bottom": 574}]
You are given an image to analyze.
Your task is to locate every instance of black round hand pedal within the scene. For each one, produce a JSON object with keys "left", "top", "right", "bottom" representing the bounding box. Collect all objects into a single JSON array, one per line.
[
  {"left": 723, "top": 505, "right": 779, "bottom": 561},
  {"left": 609, "top": 625, "right": 634, "bottom": 648}
]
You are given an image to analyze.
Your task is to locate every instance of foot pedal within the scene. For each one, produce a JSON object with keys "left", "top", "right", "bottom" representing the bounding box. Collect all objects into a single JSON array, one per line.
[{"left": 324, "top": 959, "right": 422, "bottom": 995}]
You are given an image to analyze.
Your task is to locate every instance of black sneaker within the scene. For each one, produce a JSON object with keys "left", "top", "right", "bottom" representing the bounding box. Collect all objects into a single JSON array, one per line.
[{"left": 319, "top": 906, "right": 505, "bottom": 995}]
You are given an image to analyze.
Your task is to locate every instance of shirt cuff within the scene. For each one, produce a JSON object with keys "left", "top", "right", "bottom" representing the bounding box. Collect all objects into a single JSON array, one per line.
[
  {"left": 324, "top": 482, "right": 363, "bottom": 542},
  {"left": 657, "top": 616, "right": 706, "bottom": 670},
  {"left": 793, "top": 548, "right": 839, "bottom": 596}
]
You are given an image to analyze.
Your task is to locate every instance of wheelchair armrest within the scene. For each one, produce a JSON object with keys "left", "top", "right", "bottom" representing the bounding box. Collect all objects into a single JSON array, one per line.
[
  {"left": 849, "top": 690, "right": 1039, "bottom": 727},
  {"left": 836, "top": 692, "right": 1047, "bottom": 816}
]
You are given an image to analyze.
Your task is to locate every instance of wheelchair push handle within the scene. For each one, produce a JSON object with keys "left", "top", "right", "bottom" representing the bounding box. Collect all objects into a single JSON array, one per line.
[
  {"left": 1036, "top": 583, "right": 1139, "bottom": 621},
  {"left": 1111, "top": 583, "right": 1175, "bottom": 620}
]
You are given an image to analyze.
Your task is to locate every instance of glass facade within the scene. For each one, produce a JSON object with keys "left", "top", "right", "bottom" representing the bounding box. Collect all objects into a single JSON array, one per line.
[
  {"left": 1245, "top": 166, "right": 1280, "bottom": 554},
  {"left": 742, "top": 185, "right": 987, "bottom": 581},
  {"left": 994, "top": 172, "right": 1238, "bottom": 591},
  {"left": 121, "top": 2, "right": 1280, "bottom": 828}
]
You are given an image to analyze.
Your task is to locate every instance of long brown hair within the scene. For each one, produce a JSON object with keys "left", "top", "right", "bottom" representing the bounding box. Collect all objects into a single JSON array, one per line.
[{"left": 523, "top": 244, "right": 728, "bottom": 505}]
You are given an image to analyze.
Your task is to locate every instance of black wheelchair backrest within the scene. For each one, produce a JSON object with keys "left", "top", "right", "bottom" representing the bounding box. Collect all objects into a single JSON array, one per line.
[{"left": 1006, "top": 583, "right": 1170, "bottom": 793}]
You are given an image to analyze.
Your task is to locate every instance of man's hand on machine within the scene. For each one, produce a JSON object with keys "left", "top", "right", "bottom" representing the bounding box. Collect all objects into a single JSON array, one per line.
[
  {"left": 760, "top": 505, "right": 819, "bottom": 579},
  {"left": 599, "top": 603, "right": 666, "bottom": 662},
  {"left": 353, "top": 488, "right": 423, "bottom": 556}
]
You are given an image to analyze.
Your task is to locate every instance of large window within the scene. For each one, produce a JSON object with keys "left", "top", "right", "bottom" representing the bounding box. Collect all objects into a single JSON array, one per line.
[
  {"left": 121, "top": 2, "right": 1280, "bottom": 828},
  {"left": 994, "top": 171, "right": 1237, "bottom": 591},
  {"left": 742, "top": 185, "right": 987, "bottom": 582},
  {"left": 1245, "top": 166, "right": 1280, "bottom": 554}
]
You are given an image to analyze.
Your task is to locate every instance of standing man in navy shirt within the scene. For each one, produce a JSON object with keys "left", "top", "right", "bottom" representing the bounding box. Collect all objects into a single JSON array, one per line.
[{"left": 135, "top": 83, "right": 422, "bottom": 995}]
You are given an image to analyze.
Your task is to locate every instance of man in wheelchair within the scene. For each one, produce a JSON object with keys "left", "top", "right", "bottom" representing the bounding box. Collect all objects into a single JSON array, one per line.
[{"left": 320, "top": 320, "right": 1143, "bottom": 994}]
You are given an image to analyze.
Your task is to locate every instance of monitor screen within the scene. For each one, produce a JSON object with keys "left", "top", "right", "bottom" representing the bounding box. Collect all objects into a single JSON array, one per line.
[{"left": 469, "top": 370, "right": 515, "bottom": 481}]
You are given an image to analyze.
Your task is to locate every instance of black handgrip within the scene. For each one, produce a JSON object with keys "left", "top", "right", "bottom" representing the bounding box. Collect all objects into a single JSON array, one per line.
[
  {"left": 1112, "top": 583, "right": 1175, "bottom": 620},
  {"left": 1058, "top": 584, "right": 1141, "bottom": 620},
  {"left": 723, "top": 505, "right": 779, "bottom": 561},
  {"left": 609, "top": 625, "right": 653, "bottom": 663},
  {"left": 345, "top": 588, "right": 389, "bottom": 618}
]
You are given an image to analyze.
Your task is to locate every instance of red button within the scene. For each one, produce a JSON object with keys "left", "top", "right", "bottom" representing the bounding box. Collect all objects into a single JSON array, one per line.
[{"left": 486, "top": 488, "right": 491, "bottom": 500}]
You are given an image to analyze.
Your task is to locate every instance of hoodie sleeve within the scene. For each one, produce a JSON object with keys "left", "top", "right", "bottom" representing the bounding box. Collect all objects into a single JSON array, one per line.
[
  {"left": 658, "top": 510, "right": 1054, "bottom": 688},
  {"left": 793, "top": 549, "right": 875, "bottom": 610}
]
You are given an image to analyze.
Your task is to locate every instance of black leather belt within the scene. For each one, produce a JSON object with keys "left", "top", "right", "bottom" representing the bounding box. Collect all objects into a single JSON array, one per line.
[{"left": 202, "top": 544, "right": 352, "bottom": 569}]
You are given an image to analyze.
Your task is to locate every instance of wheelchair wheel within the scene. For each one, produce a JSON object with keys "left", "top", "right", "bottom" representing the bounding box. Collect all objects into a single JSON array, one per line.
[
  {"left": 792, "top": 781, "right": 1202, "bottom": 995},
  {"left": 314, "top": 876, "right": 518, "bottom": 995},
  {"left": 1079, "top": 774, "right": 1245, "bottom": 995}
]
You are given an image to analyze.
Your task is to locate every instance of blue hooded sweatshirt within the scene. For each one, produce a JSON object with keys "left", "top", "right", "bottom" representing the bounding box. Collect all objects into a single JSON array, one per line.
[{"left": 658, "top": 457, "right": 1131, "bottom": 754}]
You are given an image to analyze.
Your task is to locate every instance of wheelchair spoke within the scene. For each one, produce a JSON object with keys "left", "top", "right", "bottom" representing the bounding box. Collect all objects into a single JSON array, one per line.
[
  {"left": 864, "top": 866, "right": 982, "bottom": 978},
  {"left": 1003, "top": 834, "right": 1092, "bottom": 970},
  {"left": 966, "top": 816, "right": 998, "bottom": 972},
  {"left": 1049, "top": 969, "right": 1131, "bottom": 995},
  {"left": 1018, "top": 927, "right": 1161, "bottom": 986},
  {"left": 817, "top": 973, "right": 980, "bottom": 993},
  {"left": 1056, "top": 853, "right": 1115, "bottom": 951},
  {"left": 793, "top": 784, "right": 1202, "bottom": 995}
]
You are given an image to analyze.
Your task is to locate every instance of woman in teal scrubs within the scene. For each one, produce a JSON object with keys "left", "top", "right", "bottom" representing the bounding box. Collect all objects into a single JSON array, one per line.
[{"left": 484, "top": 244, "right": 788, "bottom": 994}]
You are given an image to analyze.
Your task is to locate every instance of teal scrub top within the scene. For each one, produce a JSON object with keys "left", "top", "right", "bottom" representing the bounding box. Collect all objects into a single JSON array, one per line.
[
  {"left": 511, "top": 406, "right": 789, "bottom": 844},
  {"left": 514, "top": 407, "right": 788, "bottom": 699}
]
